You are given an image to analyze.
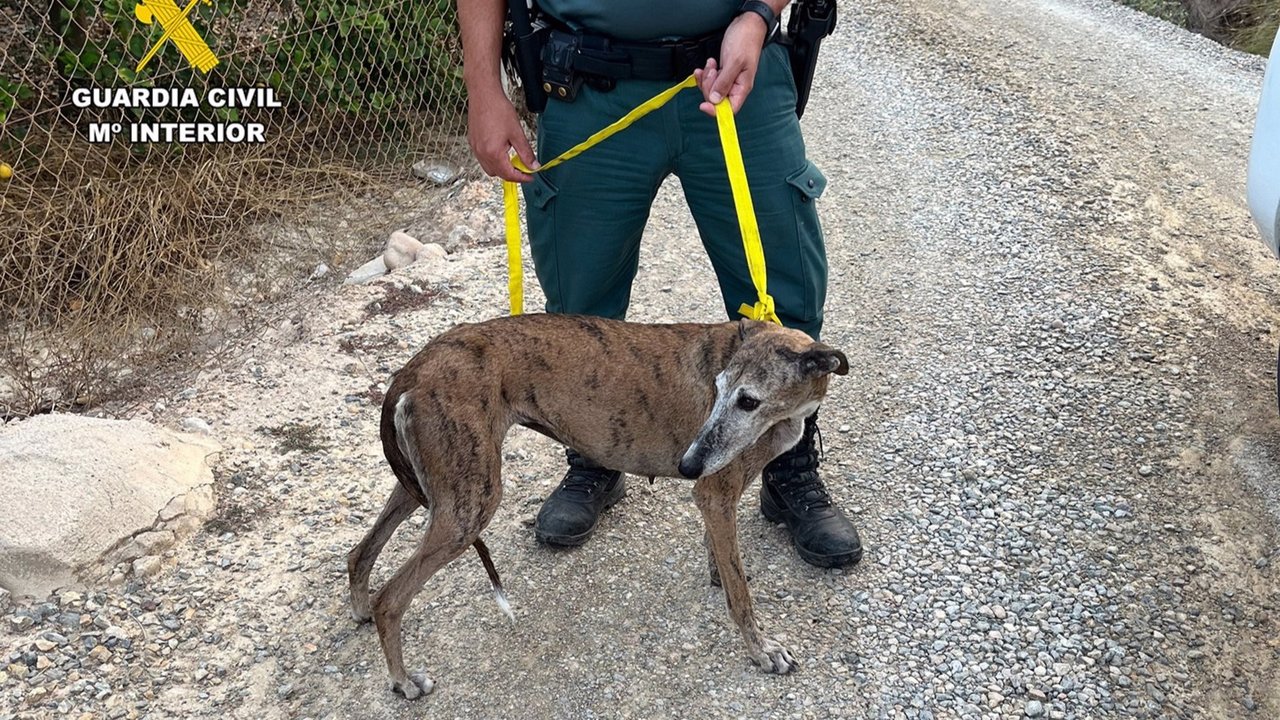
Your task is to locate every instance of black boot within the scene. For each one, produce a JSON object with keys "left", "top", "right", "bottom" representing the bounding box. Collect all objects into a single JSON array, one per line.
[
  {"left": 535, "top": 448, "right": 626, "bottom": 547},
  {"left": 761, "top": 413, "right": 863, "bottom": 568}
]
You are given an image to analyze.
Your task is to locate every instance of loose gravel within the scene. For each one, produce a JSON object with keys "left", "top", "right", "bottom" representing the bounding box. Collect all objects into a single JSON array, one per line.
[{"left": 4, "top": 0, "right": 1280, "bottom": 718}]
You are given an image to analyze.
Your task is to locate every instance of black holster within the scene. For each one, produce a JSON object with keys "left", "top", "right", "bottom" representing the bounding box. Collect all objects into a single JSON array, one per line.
[
  {"left": 504, "top": 0, "right": 549, "bottom": 113},
  {"left": 782, "top": 0, "right": 837, "bottom": 118}
]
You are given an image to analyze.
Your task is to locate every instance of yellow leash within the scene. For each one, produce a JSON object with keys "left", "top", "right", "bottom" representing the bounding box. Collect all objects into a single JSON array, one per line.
[{"left": 503, "top": 73, "right": 781, "bottom": 324}]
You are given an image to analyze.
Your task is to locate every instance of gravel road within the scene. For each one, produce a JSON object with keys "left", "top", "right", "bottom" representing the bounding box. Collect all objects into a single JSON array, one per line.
[{"left": 5, "top": 0, "right": 1280, "bottom": 718}]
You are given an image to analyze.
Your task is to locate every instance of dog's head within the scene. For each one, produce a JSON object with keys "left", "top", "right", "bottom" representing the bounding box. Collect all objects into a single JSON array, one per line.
[{"left": 678, "top": 320, "right": 847, "bottom": 479}]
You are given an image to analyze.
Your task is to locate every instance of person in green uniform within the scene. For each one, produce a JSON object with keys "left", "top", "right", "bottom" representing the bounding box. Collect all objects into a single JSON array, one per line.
[{"left": 457, "top": 0, "right": 862, "bottom": 568}]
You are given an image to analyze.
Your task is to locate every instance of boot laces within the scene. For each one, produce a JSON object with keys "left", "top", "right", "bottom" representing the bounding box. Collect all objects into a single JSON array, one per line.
[
  {"left": 774, "top": 466, "right": 833, "bottom": 512},
  {"left": 769, "top": 416, "right": 831, "bottom": 511},
  {"left": 562, "top": 452, "right": 615, "bottom": 499},
  {"left": 561, "top": 468, "right": 614, "bottom": 499}
]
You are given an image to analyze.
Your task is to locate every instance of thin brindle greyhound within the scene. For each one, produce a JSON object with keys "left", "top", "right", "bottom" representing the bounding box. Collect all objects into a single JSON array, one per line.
[{"left": 346, "top": 313, "right": 848, "bottom": 699}]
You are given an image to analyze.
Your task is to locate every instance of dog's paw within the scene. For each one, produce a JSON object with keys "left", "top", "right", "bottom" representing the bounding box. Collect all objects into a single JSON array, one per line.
[
  {"left": 753, "top": 638, "right": 797, "bottom": 675},
  {"left": 350, "top": 591, "right": 373, "bottom": 624},
  {"left": 392, "top": 671, "right": 435, "bottom": 700}
]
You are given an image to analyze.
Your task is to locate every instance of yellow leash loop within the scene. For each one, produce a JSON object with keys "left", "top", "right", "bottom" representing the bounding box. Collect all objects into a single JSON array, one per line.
[
  {"left": 503, "top": 74, "right": 780, "bottom": 324},
  {"left": 502, "top": 180, "right": 524, "bottom": 315},
  {"left": 713, "top": 99, "right": 779, "bottom": 325}
]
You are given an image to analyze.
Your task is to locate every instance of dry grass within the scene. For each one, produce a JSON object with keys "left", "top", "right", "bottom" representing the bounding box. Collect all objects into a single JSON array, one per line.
[
  {"left": 1, "top": 0, "right": 471, "bottom": 419},
  {"left": 1119, "top": 0, "right": 1279, "bottom": 54},
  {"left": 1233, "top": 1, "right": 1280, "bottom": 55},
  {"left": 0, "top": 123, "right": 400, "bottom": 418}
]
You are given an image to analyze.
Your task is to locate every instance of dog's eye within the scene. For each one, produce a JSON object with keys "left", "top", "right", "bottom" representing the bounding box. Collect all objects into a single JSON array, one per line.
[{"left": 737, "top": 394, "right": 761, "bottom": 412}]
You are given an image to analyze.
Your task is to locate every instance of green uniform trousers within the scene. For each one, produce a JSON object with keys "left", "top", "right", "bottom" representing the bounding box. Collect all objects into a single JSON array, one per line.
[{"left": 523, "top": 43, "right": 829, "bottom": 338}]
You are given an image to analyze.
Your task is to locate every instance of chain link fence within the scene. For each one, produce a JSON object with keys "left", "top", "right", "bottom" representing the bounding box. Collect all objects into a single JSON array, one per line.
[{"left": 0, "top": 0, "right": 469, "bottom": 416}]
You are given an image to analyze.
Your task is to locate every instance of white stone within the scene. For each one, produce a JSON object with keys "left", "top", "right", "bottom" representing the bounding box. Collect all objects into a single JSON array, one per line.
[
  {"left": 132, "top": 530, "right": 175, "bottom": 555},
  {"left": 0, "top": 414, "right": 219, "bottom": 596},
  {"left": 180, "top": 417, "right": 212, "bottom": 435},
  {"left": 343, "top": 255, "right": 388, "bottom": 285},
  {"left": 383, "top": 231, "right": 424, "bottom": 271},
  {"left": 416, "top": 242, "right": 448, "bottom": 263},
  {"left": 132, "top": 555, "right": 162, "bottom": 578}
]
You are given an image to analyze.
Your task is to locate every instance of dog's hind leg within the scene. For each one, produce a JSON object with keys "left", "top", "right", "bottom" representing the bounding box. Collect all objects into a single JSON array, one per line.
[
  {"left": 372, "top": 482, "right": 503, "bottom": 700},
  {"left": 694, "top": 470, "right": 796, "bottom": 675},
  {"left": 347, "top": 481, "right": 419, "bottom": 623},
  {"left": 371, "top": 513, "right": 468, "bottom": 699}
]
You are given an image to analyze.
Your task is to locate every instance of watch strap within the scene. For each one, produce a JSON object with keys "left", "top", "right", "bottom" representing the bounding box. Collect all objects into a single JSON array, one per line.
[{"left": 737, "top": 0, "right": 781, "bottom": 39}]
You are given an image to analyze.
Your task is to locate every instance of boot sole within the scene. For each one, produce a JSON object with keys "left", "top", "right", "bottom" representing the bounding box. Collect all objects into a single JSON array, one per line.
[
  {"left": 760, "top": 492, "right": 863, "bottom": 569},
  {"left": 534, "top": 478, "right": 627, "bottom": 547}
]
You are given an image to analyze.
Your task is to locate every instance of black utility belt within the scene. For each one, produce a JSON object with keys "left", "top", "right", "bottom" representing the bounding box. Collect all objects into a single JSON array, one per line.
[{"left": 540, "top": 28, "right": 724, "bottom": 102}]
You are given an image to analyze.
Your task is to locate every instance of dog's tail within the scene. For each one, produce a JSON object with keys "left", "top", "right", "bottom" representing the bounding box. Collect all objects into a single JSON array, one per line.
[
  {"left": 382, "top": 390, "right": 432, "bottom": 509},
  {"left": 473, "top": 539, "right": 513, "bottom": 622}
]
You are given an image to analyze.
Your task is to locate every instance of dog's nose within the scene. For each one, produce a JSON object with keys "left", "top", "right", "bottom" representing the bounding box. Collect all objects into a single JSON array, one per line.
[{"left": 678, "top": 455, "right": 703, "bottom": 479}]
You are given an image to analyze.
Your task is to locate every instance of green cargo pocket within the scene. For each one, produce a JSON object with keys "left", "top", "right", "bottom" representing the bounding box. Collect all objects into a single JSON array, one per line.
[
  {"left": 785, "top": 161, "right": 827, "bottom": 204},
  {"left": 526, "top": 172, "right": 559, "bottom": 210},
  {"left": 782, "top": 160, "right": 828, "bottom": 333}
]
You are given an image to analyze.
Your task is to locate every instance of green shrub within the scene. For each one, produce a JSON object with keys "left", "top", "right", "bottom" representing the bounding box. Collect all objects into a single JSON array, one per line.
[
  {"left": 1116, "top": 0, "right": 1277, "bottom": 56},
  {"left": 265, "top": 0, "right": 465, "bottom": 118},
  {"left": 46, "top": 0, "right": 248, "bottom": 87},
  {"left": 1233, "top": 2, "right": 1279, "bottom": 55},
  {"left": 0, "top": 77, "right": 32, "bottom": 125}
]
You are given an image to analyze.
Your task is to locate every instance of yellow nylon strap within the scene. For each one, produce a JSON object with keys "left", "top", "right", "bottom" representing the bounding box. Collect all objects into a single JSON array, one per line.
[
  {"left": 503, "top": 73, "right": 779, "bottom": 324},
  {"left": 715, "top": 100, "right": 779, "bottom": 324},
  {"left": 502, "top": 180, "right": 523, "bottom": 315},
  {"left": 501, "top": 75, "right": 698, "bottom": 315}
]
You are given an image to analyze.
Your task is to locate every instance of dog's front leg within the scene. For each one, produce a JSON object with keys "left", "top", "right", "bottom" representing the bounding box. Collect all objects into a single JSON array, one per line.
[
  {"left": 693, "top": 473, "right": 796, "bottom": 674},
  {"left": 703, "top": 529, "right": 721, "bottom": 587}
]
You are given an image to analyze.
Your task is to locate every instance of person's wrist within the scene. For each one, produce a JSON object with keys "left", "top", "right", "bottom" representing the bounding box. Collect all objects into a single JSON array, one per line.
[
  {"left": 735, "top": 1, "right": 780, "bottom": 40},
  {"left": 734, "top": 11, "right": 768, "bottom": 35},
  {"left": 463, "top": 67, "right": 505, "bottom": 97},
  {"left": 465, "top": 82, "right": 509, "bottom": 109}
]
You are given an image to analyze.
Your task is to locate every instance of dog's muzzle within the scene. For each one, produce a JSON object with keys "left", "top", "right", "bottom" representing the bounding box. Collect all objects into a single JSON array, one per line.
[
  {"left": 675, "top": 456, "right": 706, "bottom": 479},
  {"left": 680, "top": 438, "right": 711, "bottom": 476}
]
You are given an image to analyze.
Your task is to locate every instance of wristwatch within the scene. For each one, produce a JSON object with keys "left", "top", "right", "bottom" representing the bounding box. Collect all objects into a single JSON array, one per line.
[{"left": 737, "top": 0, "right": 782, "bottom": 40}]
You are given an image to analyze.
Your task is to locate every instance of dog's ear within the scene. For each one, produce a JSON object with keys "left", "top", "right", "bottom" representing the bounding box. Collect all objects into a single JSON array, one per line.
[
  {"left": 738, "top": 318, "right": 770, "bottom": 341},
  {"left": 800, "top": 345, "right": 849, "bottom": 377}
]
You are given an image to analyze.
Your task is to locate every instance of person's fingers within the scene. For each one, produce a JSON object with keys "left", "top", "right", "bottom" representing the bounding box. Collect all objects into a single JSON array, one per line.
[
  {"left": 474, "top": 138, "right": 534, "bottom": 182},
  {"left": 709, "top": 60, "right": 739, "bottom": 105},
  {"left": 701, "top": 66, "right": 720, "bottom": 101},
  {"left": 728, "top": 66, "right": 756, "bottom": 114},
  {"left": 498, "top": 149, "right": 534, "bottom": 183},
  {"left": 511, "top": 132, "right": 540, "bottom": 172},
  {"left": 476, "top": 142, "right": 530, "bottom": 183}
]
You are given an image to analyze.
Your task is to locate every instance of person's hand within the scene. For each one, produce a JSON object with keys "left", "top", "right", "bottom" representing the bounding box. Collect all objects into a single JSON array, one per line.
[
  {"left": 467, "top": 89, "right": 540, "bottom": 182},
  {"left": 695, "top": 12, "right": 770, "bottom": 117}
]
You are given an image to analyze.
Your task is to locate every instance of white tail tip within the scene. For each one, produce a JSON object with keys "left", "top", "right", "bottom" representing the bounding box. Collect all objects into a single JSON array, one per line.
[{"left": 494, "top": 588, "right": 514, "bottom": 622}]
